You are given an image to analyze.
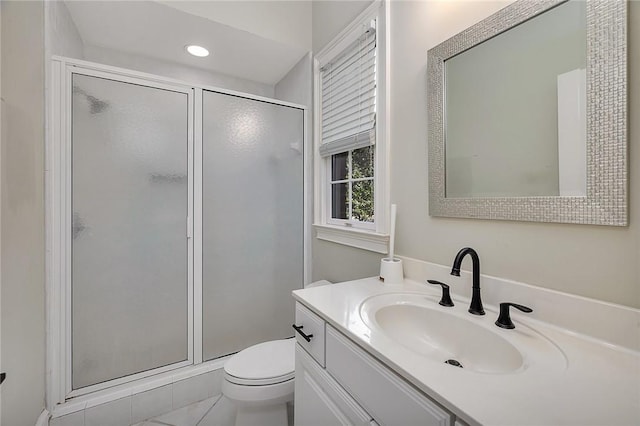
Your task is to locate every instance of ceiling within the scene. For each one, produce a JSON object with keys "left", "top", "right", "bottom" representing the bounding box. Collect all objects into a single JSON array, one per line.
[
  {"left": 159, "top": 0, "right": 312, "bottom": 52},
  {"left": 65, "top": 1, "right": 309, "bottom": 85}
]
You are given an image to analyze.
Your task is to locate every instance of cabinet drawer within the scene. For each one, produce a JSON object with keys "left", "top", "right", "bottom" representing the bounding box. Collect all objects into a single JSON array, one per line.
[
  {"left": 326, "top": 326, "right": 452, "bottom": 426},
  {"left": 295, "top": 344, "right": 372, "bottom": 426},
  {"left": 294, "top": 302, "right": 326, "bottom": 366}
]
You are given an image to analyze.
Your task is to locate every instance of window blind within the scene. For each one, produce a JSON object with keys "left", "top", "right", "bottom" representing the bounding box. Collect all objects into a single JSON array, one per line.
[{"left": 319, "top": 24, "right": 376, "bottom": 158}]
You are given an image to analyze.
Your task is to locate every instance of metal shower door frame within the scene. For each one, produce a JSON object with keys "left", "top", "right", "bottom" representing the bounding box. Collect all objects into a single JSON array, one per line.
[{"left": 46, "top": 56, "right": 309, "bottom": 410}]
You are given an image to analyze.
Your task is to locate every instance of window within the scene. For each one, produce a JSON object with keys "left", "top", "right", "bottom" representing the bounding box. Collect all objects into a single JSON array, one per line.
[
  {"left": 314, "top": 1, "right": 389, "bottom": 253},
  {"left": 330, "top": 147, "right": 374, "bottom": 225}
]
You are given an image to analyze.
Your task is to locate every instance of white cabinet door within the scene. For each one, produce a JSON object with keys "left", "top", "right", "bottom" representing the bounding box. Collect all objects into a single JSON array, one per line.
[
  {"left": 294, "top": 303, "right": 326, "bottom": 366},
  {"left": 325, "top": 326, "right": 452, "bottom": 426},
  {"left": 295, "top": 344, "right": 371, "bottom": 426}
]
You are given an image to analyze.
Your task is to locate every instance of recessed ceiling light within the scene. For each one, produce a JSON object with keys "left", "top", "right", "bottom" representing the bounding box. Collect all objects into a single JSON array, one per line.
[{"left": 186, "top": 45, "right": 209, "bottom": 57}]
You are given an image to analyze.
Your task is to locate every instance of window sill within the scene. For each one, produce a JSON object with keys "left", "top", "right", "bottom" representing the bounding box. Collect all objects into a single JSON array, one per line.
[{"left": 314, "top": 224, "right": 389, "bottom": 253}]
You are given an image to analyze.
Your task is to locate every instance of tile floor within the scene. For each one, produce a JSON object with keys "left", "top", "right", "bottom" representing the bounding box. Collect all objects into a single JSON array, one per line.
[{"left": 132, "top": 395, "right": 294, "bottom": 426}]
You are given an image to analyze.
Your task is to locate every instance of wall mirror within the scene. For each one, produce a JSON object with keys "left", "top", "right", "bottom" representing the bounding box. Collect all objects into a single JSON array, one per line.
[{"left": 427, "top": 0, "right": 627, "bottom": 225}]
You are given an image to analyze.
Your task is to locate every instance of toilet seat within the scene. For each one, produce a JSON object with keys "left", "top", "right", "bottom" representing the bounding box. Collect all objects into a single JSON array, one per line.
[
  {"left": 225, "top": 372, "right": 294, "bottom": 386},
  {"left": 224, "top": 339, "right": 295, "bottom": 386}
]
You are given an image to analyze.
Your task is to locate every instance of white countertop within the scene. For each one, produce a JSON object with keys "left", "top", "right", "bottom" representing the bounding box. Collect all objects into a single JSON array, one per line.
[{"left": 292, "top": 277, "right": 640, "bottom": 426}]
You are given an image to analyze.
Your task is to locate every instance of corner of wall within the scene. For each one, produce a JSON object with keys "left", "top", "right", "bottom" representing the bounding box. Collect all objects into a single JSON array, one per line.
[
  {"left": 45, "top": 0, "right": 85, "bottom": 59},
  {"left": 2, "top": 1, "right": 47, "bottom": 424},
  {"left": 273, "top": 53, "right": 312, "bottom": 105}
]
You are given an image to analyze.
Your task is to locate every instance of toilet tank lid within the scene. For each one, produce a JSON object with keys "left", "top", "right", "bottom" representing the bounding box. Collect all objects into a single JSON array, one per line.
[{"left": 224, "top": 339, "right": 295, "bottom": 381}]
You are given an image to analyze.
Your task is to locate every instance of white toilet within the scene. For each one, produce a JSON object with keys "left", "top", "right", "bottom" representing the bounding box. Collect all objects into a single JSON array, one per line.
[
  {"left": 221, "top": 280, "right": 331, "bottom": 426},
  {"left": 222, "top": 339, "right": 296, "bottom": 426}
]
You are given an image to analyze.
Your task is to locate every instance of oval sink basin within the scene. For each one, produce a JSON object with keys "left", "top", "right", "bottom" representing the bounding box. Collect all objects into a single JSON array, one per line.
[
  {"left": 360, "top": 293, "right": 566, "bottom": 374},
  {"left": 373, "top": 303, "right": 523, "bottom": 373}
]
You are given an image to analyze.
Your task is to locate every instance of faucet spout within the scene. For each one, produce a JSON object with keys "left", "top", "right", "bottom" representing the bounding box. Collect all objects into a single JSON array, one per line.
[{"left": 450, "top": 247, "right": 485, "bottom": 315}]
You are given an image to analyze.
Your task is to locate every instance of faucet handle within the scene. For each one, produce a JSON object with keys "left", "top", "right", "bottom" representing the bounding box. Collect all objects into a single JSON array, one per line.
[
  {"left": 427, "top": 280, "right": 454, "bottom": 307},
  {"left": 495, "top": 302, "right": 533, "bottom": 329}
]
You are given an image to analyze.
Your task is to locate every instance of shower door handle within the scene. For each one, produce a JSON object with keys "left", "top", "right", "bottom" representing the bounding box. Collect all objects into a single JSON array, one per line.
[{"left": 292, "top": 324, "right": 313, "bottom": 342}]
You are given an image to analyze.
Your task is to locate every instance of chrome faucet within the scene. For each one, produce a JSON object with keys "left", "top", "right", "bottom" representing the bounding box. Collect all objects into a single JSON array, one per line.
[{"left": 450, "top": 247, "right": 485, "bottom": 315}]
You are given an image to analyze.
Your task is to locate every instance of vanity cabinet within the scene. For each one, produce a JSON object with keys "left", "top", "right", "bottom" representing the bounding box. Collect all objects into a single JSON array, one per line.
[
  {"left": 295, "top": 302, "right": 326, "bottom": 366},
  {"left": 326, "top": 327, "right": 452, "bottom": 426},
  {"left": 295, "top": 344, "right": 374, "bottom": 426},
  {"left": 294, "top": 302, "right": 456, "bottom": 426}
]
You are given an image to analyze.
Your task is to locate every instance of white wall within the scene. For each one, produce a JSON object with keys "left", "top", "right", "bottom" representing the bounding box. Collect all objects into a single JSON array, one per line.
[
  {"left": 312, "top": 0, "right": 372, "bottom": 53},
  {"left": 0, "top": 5, "right": 3, "bottom": 421},
  {"left": 83, "top": 45, "right": 275, "bottom": 98},
  {"left": 274, "top": 53, "right": 313, "bottom": 284},
  {"left": 311, "top": 0, "right": 640, "bottom": 309},
  {"left": 46, "top": 0, "right": 84, "bottom": 59},
  {"left": 274, "top": 53, "right": 312, "bottom": 106},
  {"left": 1, "top": 1, "right": 46, "bottom": 424}
]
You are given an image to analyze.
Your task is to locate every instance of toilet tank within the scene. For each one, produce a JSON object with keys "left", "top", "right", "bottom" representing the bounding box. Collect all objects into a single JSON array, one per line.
[{"left": 304, "top": 280, "right": 332, "bottom": 289}]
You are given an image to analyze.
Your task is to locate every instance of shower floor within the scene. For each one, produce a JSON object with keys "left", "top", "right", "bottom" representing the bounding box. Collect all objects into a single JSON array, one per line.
[{"left": 132, "top": 394, "right": 294, "bottom": 426}]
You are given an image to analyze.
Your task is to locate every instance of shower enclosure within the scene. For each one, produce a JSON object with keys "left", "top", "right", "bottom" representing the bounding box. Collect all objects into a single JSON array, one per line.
[
  {"left": 48, "top": 58, "right": 305, "bottom": 402},
  {"left": 71, "top": 73, "right": 193, "bottom": 389},
  {"left": 202, "top": 92, "right": 304, "bottom": 361}
]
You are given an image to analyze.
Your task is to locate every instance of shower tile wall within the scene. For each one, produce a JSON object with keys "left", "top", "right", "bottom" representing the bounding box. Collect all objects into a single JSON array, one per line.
[{"left": 49, "top": 370, "right": 223, "bottom": 426}]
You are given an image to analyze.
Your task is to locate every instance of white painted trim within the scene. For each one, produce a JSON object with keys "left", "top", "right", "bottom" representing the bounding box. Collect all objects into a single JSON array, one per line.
[
  {"left": 314, "top": 224, "right": 389, "bottom": 254},
  {"left": 379, "top": 0, "right": 392, "bottom": 236},
  {"left": 64, "top": 63, "right": 73, "bottom": 400},
  {"left": 186, "top": 80, "right": 195, "bottom": 376},
  {"left": 193, "top": 88, "right": 204, "bottom": 364},
  {"left": 46, "top": 58, "right": 65, "bottom": 408},
  {"left": 313, "top": 1, "right": 391, "bottom": 251},
  {"left": 327, "top": 217, "right": 376, "bottom": 232},
  {"left": 36, "top": 409, "right": 51, "bottom": 426},
  {"left": 303, "top": 104, "right": 312, "bottom": 286},
  {"left": 313, "top": 56, "right": 324, "bottom": 228},
  {"left": 316, "top": 0, "right": 382, "bottom": 64}
]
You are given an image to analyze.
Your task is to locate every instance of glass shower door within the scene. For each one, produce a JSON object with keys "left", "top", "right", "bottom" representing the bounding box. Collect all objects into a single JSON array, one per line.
[
  {"left": 71, "top": 73, "right": 191, "bottom": 390},
  {"left": 202, "top": 91, "right": 304, "bottom": 360}
]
